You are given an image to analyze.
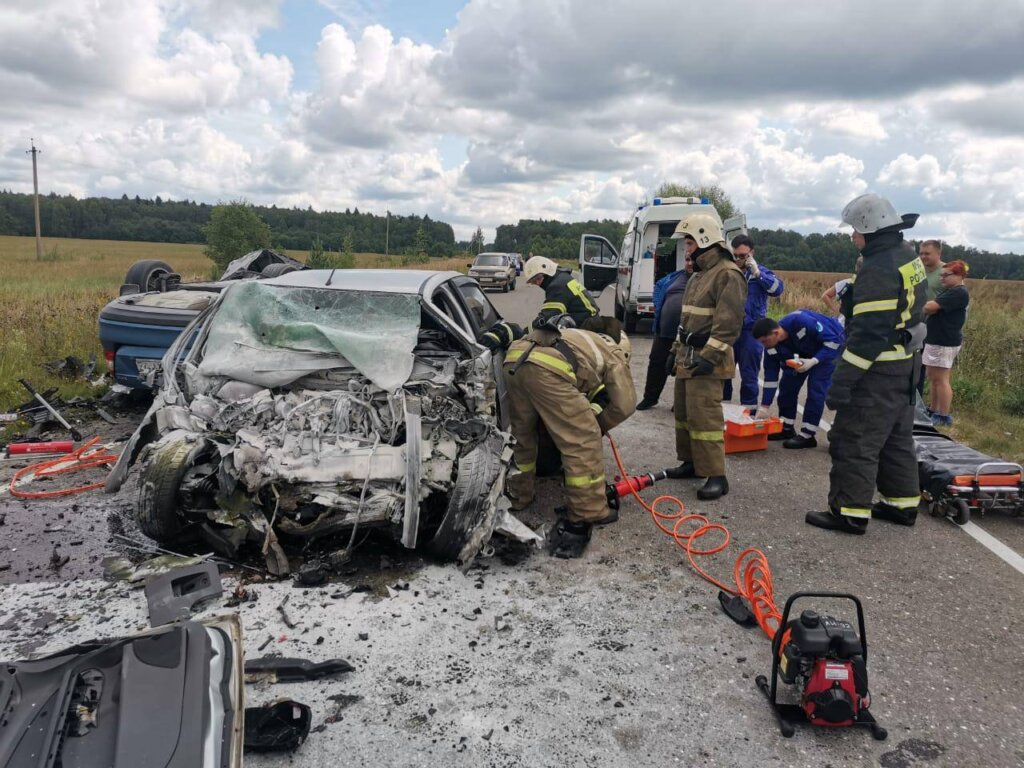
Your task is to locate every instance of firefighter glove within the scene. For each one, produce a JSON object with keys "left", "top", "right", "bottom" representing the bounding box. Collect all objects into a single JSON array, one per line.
[
  {"left": 665, "top": 352, "right": 677, "bottom": 377},
  {"left": 682, "top": 330, "right": 710, "bottom": 348},
  {"left": 686, "top": 355, "right": 715, "bottom": 377},
  {"left": 589, "top": 384, "right": 611, "bottom": 416},
  {"left": 795, "top": 357, "right": 819, "bottom": 374},
  {"left": 482, "top": 321, "right": 524, "bottom": 351}
]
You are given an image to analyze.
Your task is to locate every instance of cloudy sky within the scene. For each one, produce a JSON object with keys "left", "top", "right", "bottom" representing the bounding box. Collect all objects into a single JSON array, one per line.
[{"left": 2, "top": 0, "right": 1023, "bottom": 251}]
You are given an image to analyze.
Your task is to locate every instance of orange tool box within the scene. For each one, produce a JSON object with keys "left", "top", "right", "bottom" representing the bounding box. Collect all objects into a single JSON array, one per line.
[{"left": 722, "top": 404, "right": 783, "bottom": 454}]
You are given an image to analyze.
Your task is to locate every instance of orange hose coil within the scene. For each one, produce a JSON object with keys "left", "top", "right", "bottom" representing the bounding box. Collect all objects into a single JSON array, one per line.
[
  {"left": 9, "top": 437, "right": 119, "bottom": 499},
  {"left": 608, "top": 434, "right": 785, "bottom": 643}
]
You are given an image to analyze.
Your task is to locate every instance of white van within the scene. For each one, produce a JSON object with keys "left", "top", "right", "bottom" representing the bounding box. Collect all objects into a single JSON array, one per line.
[{"left": 579, "top": 197, "right": 746, "bottom": 333}]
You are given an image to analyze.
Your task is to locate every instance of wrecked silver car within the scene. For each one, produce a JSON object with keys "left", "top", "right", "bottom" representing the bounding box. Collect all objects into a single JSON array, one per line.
[{"left": 106, "top": 270, "right": 527, "bottom": 574}]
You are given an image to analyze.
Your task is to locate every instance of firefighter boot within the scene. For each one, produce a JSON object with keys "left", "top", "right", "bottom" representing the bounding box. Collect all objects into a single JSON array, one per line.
[
  {"left": 783, "top": 434, "right": 818, "bottom": 450},
  {"left": 768, "top": 426, "right": 795, "bottom": 442},
  {"left": 870, "top": 502, "right": 917, "bottom": 526},
  {"left": 549, "top": 519, "right": 593, "bottom": 559},
  {"left": 697, "top": 476, "right": 729, "bottom": 500},
  {"left": 805, "top": 509, "right": 867, "bottom": 535},
  {"left": 666, "top": 462, "right": 698, "bottom": 479}
]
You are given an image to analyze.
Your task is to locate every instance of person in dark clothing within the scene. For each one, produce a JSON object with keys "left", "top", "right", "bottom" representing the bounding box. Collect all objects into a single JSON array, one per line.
[
  {"left": 523, "top": 256, "right": 599, "bottom": 328},
  {"left": 806, "top": 193, "right": 927, "bottom": 534},
  {"left": 636, "top": 237, "right": 696, "bottom": 410},
  {"left": 923, "top": 259, "right": 970, "bottom": 427}
]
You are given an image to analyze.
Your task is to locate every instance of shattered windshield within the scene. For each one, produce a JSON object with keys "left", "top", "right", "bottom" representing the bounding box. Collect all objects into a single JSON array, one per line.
[
  {"left": 474, "top": 255, "right": 505, "bottom": 267},
  {"left": 197, "top": 281, "right": 422, "bottom": 391}
]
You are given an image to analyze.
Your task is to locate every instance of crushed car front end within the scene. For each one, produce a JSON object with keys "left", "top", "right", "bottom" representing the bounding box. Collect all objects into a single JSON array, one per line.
[{"left": 107, "top": 271, "right": 518, "bottom": 574}]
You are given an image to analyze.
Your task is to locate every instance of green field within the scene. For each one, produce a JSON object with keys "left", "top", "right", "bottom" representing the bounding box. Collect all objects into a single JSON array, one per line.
[
  {"left": 1, "top": 236, "right": 1021, "bottom": 462},
  {"left": 0, "top": 235, "right": 471, "bottom": 412},
  {"left": 773, "top": 270, "right": 1024, "bottom": 463}
]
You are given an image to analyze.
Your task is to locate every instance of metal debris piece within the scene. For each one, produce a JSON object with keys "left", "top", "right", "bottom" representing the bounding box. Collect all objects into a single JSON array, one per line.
[
  {"left": 244, "top": 700, "right": 312, "bottom": 753},
  {"left": 244, "top": 657, "right": 354, "bottom": 684},
  {"left": 144, "top": 561, "right": 223, "bottom": 627}
]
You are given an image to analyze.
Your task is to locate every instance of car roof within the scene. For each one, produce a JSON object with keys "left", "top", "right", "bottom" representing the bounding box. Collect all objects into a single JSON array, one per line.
[{"left": 261, "top": 269, "right": 462, "bottom": 294}]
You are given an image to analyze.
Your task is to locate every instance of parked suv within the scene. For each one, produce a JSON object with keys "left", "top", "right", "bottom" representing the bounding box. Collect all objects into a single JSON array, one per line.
[{"left": 467, "top": 252, "right": 517, "bottom": 292}]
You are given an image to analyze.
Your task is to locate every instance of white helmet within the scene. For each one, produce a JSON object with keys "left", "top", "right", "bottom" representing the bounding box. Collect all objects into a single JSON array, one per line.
[
  {"left": 523, "top": 256, "right": 557, "bottom": 283},
  {"left": 672, "top": 213, "right": 725, "bottom": 249},
  {"left": 841, "top": 193, "right": 902, "bottom": 234}
]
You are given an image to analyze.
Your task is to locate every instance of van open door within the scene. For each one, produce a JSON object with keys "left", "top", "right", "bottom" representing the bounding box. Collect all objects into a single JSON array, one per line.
[
  {"left": 723, "top": 213, "right": 748, "bottom": 249},
  {"left": 579, "top": 234, "right": 619, "bottom": 294}
]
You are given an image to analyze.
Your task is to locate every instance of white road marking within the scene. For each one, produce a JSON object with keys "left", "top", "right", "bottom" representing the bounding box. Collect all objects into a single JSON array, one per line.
[{"left": 959, "top": 521, "right": 1024, "bottom": 577}]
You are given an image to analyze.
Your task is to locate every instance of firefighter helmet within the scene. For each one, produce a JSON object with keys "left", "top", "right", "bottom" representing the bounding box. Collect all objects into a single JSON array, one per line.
[
  {"left": 671, "top": 213, "right": 725, "bottom": 249},
  {"left": 841, "top": 193, "right": 902, "bottom": 234},
  {"left": 523, "top": 256, "right": 557, "bottom": 283}
]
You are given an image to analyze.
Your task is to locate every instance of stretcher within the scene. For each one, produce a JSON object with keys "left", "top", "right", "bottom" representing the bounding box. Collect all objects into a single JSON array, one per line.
[{"left": 913, "top": 399, "right": 1023, "bottom": 525}]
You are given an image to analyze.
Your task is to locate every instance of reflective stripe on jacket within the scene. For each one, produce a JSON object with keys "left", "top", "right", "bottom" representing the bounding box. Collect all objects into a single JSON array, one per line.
[
  {"left": 538, "top": 269, "right": 598, "bottom": 326},
  {"left": 833, "top": 231, "right": 926, "bottom": 392},
  {"left": 676, "top": 246, "right": 747, "bottom": 379},
  {"left": 504, "top": 328, "right": 636, "bottom": 432},
  {"left": 742, "top": 266, "right": 784, "bottom": 329}
]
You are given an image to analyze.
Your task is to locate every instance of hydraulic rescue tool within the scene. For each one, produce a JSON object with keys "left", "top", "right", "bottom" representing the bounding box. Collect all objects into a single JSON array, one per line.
[
  {"left": 755, "top": 592, "right": 886, "bottom": 740},
  {"left": 605, "top": 469, "right": 669, "bottom": 510}
]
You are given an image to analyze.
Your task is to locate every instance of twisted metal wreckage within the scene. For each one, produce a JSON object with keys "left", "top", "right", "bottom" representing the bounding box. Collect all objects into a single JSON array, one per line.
[{"left": 106, "top": 274, "right": 539, "bottom": 574}]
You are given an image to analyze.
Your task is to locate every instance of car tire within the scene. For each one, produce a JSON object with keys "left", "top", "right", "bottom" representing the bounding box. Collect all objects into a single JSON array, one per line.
[
  {"left": 136, "top": 439, "right": 196, "bottom": 542},
  {"left": 614, "top": 300, "right": 625, "bottom": 322},
  {"left": 502, "top": 281, "right": 510, "bottom": 293},
  {"left": 260, "top": 263, "right": 298, "bottom": 278},
  {"left": 426, "top": 435, "right": 505, "bottom": 562},
  {"left": 124, "top": 259, "right": 173, "bottom": 293},
  {"left": 624, "top": 310, "right": 638, "bottom": 334}
]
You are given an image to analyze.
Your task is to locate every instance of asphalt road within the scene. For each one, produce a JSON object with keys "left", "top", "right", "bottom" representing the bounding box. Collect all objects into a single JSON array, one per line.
[{"left": 0, "top": 283, "right": 1022, "bottom": 767}]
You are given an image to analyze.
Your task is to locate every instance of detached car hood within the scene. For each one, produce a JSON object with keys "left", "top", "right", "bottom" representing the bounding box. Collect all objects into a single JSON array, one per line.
[{"left": 0, "top": 616, "right": 244, "bottom": 768}]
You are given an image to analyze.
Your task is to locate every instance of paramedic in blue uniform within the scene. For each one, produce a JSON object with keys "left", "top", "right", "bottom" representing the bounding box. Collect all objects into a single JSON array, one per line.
[
  {"left": 723, "top": 235, "right": 784, "bottom": 406},
  {"left": 751, "top": 310, "right": 844, "bottom": 449}
]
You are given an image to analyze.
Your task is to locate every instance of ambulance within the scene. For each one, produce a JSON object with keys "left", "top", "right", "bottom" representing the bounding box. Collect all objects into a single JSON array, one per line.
[{"left": 579, "top": 197, "right": 746, "bottom": 333}]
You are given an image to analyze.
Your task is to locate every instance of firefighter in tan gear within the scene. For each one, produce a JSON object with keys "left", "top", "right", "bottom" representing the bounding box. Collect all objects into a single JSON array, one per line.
[
  {"left": 503, "top": 321, "right": 635, "bottom": 558},
  {"left": 665, "top": 213, "right": 747, "bottom": 500}
]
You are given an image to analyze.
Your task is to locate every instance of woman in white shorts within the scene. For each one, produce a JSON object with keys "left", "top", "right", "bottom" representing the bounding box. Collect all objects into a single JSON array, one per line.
[{"left": 922, "top": 260, "right": 969, "bottom": 427}]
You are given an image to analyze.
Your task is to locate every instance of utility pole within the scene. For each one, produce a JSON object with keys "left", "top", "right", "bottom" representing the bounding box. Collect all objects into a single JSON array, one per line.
[
  {"left": 385, "top": 209, "right": 390, "bottom": 257},
  {"left": 27, "top": 139, "right": 43, "bottom": 260}
]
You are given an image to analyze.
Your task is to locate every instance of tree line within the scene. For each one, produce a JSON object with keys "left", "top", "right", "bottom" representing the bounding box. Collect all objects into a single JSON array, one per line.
[
  {"left": 0, "top": 191, "right": 456, "bottom": 255},
  {"left": 2, "top": 189, "right": 1020, "bottom": 279}
]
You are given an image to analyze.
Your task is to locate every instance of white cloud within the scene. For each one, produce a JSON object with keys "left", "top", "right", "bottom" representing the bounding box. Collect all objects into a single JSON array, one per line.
[
  {"left": 877, "top": 154, "right": 957, "bottom": 198},
  {"left": 0, "top": 0, "right": 1022, "bottom": 252}
]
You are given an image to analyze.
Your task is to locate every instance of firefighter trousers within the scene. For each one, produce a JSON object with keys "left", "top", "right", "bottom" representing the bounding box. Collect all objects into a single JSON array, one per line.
[
  {"left": 505, "top": 364, "right": 607, "bottom": 523},
  {"left": 827, "top": 369, "right": 920, "bottom": 523},
  {"left": 674, "top": 375, "right": 727, "bottom": 477}
]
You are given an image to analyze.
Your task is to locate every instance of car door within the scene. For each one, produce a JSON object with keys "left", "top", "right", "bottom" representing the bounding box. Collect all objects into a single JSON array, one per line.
[
  {"left": 579, "top": 234, "right": 619, "bottom": 294},
  {"left": 450, "top": 276, "right": 510, "bottom": 429},
  {"left": 723, "top": 213, "right": 748, "bottom": 248}
]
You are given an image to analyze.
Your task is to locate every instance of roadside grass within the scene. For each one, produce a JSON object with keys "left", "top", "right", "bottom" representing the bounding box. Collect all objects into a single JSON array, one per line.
[
  {"left": 774, "top": 269, "right": 1024, "bottom": 463},
  {"left": 0, "top": 235, "right": 473, "bottom": 413}
]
